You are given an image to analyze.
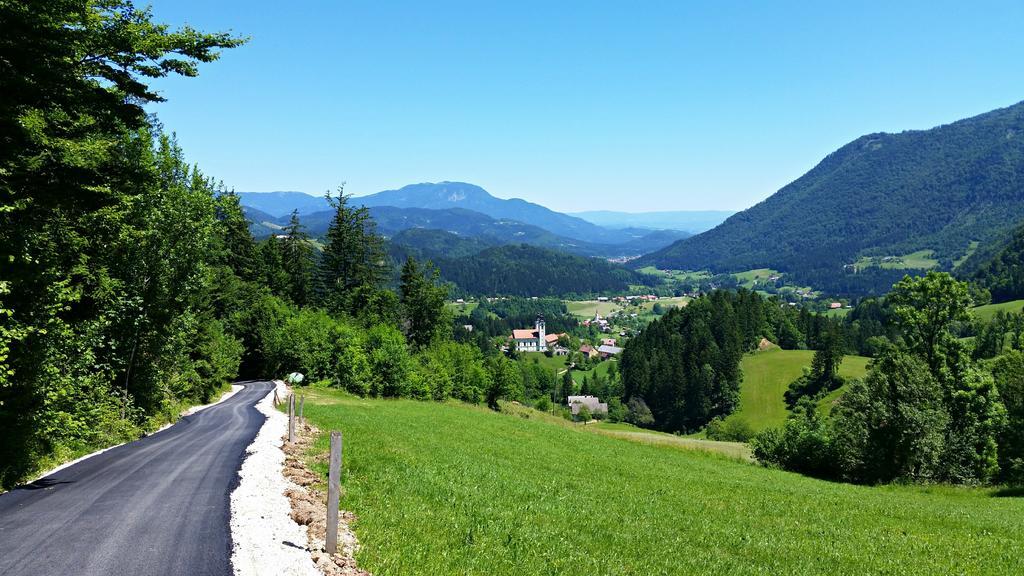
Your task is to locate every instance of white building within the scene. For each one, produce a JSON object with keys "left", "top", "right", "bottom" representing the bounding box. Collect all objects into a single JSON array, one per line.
[
  {"left": 568, "top": 395, "right": 608, "bottom": 416},
  {"left": 511, "top": 315, "right": 548, "bottom": 352}
]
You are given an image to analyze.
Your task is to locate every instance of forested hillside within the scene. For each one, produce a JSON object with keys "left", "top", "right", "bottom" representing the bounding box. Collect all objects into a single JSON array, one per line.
[
  {"left": 963, "top": 222, "right": 1024, "bottom": 303},
  {"left": 387, "top": 229, "right": 498, "bottom": 261},
  {"left": 636, "top": 101, "right": 1024, "bottom": 295},
  {"left": 435, "top": 245, "right": 652, "bottom": 297}
]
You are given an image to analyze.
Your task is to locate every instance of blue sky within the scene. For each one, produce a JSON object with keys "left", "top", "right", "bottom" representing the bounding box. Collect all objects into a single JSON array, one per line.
[{"left": 147, "top": 1, "right": 1024, "bottom": 212}]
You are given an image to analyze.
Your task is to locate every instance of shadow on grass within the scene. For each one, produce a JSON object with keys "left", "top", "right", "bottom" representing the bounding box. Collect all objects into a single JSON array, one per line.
[{"left": 992, "top": 486, "right": 1024, "bottom": 498}]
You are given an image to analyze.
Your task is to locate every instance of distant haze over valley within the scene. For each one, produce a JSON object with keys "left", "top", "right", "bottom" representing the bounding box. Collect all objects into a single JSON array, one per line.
[{"left": 569, "top": 210, "right": 735, "bottom": 233}]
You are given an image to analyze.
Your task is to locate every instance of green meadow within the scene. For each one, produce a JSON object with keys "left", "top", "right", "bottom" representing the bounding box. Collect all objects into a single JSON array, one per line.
[
  {"left": 564, "top": 299, "right": 621, "bottom": 318},
  {"left": 724, "top": 348, "right": 871, "bottom": 432},
  {"left": 298, "top": 387, "right": 1024, "bottom": 575},
  {"left": 854, "top": 249, "right": 940, "bottom": 270},
  {"left": 972, "top": 299, "right": 1024, "bottom": 323}
]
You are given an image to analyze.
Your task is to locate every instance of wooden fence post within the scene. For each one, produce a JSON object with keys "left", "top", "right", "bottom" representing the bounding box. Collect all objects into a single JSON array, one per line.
[
  {"left": 299, "top": 394, "right": 305, "bottom": 426},
  {"left": 273, "top": 387, "right": 280, "bottom": 407},
  {"left": 288, "top": 393, "right": 295, "bottom": 443},
  {"left": 326, "top": 431, "right": 342, "bottom": 554}
]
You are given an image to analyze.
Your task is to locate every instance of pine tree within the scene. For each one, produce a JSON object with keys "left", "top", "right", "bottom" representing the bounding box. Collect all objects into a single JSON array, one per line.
[
  {"left": 280, "top": 211, "right": 315, "bottom": 307},
  {"left": 399, "top": 256, "right": 450, "bottom": 349},
  {"left": 316, "top": 189, "right": 388, "bottom": 314}
]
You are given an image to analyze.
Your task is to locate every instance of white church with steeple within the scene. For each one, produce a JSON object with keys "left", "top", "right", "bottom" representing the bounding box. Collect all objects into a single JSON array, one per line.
[{"left": 511, "top": 314, "right": 563, "bottom": 353}]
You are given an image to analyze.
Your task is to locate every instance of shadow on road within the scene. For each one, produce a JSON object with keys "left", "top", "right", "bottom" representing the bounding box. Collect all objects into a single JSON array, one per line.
[{"left": 15, "top": 477, "right": 74, "bottom": 491}]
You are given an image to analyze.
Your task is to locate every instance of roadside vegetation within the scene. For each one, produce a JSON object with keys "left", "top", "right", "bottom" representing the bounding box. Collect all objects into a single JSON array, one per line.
[{"left": 297, "top": 386, "right": 1024, "bottom": 576}]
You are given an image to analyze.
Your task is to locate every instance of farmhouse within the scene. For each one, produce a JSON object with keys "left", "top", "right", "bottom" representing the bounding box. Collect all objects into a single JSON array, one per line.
[
  {"left": 597, "top": 344, "right": 623, "bottom": 359},
  {"left": 568, "top": 395, "right": 608, "bottom": 416},
  {"left": 579, "top": 344, "right": 599, "bottom": 360}
]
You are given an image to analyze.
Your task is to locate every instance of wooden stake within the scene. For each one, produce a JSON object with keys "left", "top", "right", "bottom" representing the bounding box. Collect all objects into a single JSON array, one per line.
[
  {"left": 326, "top": 431, "right": 342, "bottom": 554},
  {"left": 299, "top": 393, "right": 305, "bottom": 426},
  {"left": 288, "top": 393, "right": 295, "bottom": 443}
]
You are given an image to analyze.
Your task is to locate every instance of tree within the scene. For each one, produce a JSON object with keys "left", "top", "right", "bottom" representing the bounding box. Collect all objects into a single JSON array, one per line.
[
  {"left": 316, "top": 189, "right": 389, "bottom": 314},
  {"left": 887, "top": 272, "right": 972, "bottom": 377},
  {"left": 830, "top": 350, "right": 948, "bottom": 483},
  {"left": 280, "top": 211, "right": 315, "bottom": 307},
  {"left": 399, "top": 256, "right": 450, "bottom": 349},
  {"left": 625, "top": 397, "right": 655, "bottom": 426},
  {"left": 366, "top": 324, "right": 411, "bottom": 397},
  {"left": 576, "top": 405, "right": 592, "bottom": 423},
  {"left": 989, "top": 351, "right": 1024, "bottom": 484},
  {"left": 486, "top": 355, "right": 520, "bottom": 410},
  {"left": 0, "top": 0, "right": 243, "bottom": 488}
]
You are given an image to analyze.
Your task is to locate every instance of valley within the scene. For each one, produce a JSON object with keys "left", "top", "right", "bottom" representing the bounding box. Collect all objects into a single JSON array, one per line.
[{"left": 7, "top": 4, "right": 1024, "bottom": 576}]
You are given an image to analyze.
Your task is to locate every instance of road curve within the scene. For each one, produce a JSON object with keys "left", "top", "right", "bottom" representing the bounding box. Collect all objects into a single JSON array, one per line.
[{"left": 0, "top": 380, "right": 274, "bottom": 576}]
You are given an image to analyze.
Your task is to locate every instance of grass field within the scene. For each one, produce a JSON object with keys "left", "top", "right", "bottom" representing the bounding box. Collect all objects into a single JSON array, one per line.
[
  {"left": 972, "top": 299, "right": 1024, "bottom": 323},
  {"left": 570, "top": 357, "right": 618, "bottom": 387},
  {"left": 446, "top": 301, "right": 480, "bottom": 316},
  {"left": 855, "top": 249, "right": 939, "bottom": 270},
  {"left": 565, "top": 299, "right": 621, "bottom": 318},
  {"left": 954, "top": 241, "right": 981, "bottom": 269},
  {"left": 298, "top": 388, "right": 1024, "bottom": 575},
  {"left": 732, "top": 268, "right": 779, "bottom": 289},
  {"left": 724, "top": 348, "right": 871, "bottom": 432},
  {"left": 520, "top": 352, "right": 571, "bottom": 375}
]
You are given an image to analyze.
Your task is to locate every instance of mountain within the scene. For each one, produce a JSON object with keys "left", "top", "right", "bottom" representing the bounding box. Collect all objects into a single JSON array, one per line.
[
  {"left": 244, "top": 204, "right": 686, "bottom": 258},
  {"left": 236, "top": 191, "right": 330, "bottom": 217},
  {"left": 962, "top": 222, "right": 1024, "bottom": 303},
  {"left": 569, "top": 210, "right": 735, "bottom": 233},
  {"left": 636, "top": 101, "right": 1024, "bottom": 295},
  {"left": 350, "top": 181, "right": 643, "bottom": 245},
  {"left": 434, "top": 244, "right": 654, "bottom": 297}
]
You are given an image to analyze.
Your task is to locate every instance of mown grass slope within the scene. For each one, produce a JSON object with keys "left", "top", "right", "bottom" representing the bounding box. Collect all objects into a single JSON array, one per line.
[
  {"left": 299, "top": 388, "right": 1023, "bottom": 575},
  {"left": 972, "top": 299, "right": 1024, "bottom": 323},
  {"left": 724, "top": 348, "right": 871, "bottom": 432}
]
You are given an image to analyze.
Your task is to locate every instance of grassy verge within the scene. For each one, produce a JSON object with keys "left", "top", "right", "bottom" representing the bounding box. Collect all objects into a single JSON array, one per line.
[{"left": 297, "top": 387, "right": 1024, "bottom": 575}]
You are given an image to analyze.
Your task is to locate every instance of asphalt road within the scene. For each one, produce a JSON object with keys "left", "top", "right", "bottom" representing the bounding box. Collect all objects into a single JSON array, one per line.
[{"left": 0, "top": 380, "right": 274, "bottom": 576}]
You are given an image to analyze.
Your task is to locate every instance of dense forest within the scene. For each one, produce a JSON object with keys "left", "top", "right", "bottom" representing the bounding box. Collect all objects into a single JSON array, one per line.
[
  {"left": 964, "top": 222, "right": 1024, "bottom": 303},
  {"left": 635, "top": 101, "right": 1024, "bottom": 295},
  {"left": 434, "top": 244, "right": 654, "bottom": 298}
]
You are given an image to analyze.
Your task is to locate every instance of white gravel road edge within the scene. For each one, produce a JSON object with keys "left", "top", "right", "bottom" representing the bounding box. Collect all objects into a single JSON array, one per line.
[
  {"left": 230, "top": 380, "right": 321, "bottom": 576},
  {"left": 28, "top": 383, "right": 244, "bottom": 484}
]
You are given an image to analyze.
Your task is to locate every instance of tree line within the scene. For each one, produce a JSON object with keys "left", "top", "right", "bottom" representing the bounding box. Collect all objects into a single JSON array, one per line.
[{"left": 754, "top": 272, "right": 1023, "bottom": 486}]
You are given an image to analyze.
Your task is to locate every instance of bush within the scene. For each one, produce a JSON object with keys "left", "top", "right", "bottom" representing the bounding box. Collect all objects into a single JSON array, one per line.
[
  {"left": 751, "top": 407, "right": 836, "bottom": 479},
  {"left": 366, "top": 323, "right": 411, "bottom": 397},
  {"left": 705, "top": 417, "right": 755, "bottom": 442},
  {"left": 625, "top": 397, "right": 654, "bottom": 426},
  {"left": 534, "top": 396, "right": 551, "bottom": 412},
  {"left": 333, "top": 324, "right": 371, "bottom": 395},
  {"left": 606, "top": 397, "right": 627, "bottom": 422}
]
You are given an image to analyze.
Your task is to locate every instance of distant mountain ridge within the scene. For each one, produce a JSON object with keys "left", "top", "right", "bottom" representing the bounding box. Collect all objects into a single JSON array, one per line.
[
  {"left": 570, "top": 210, "right": 735, "bottom": 233},
  {"left": 350, "top": 181, "right": 643, "bottom": 245},
  {"left": 237, "top": 191, "right": 330, "bottom": 217},
  {"left": 241, "top": 205, "right": 689, "bottom": 259},
  {"left": 635, "top": 100, "right": 1024, "bottom": 295},
  {"left": 240, "top": 181, "right": 690, "bottom": 258}
]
